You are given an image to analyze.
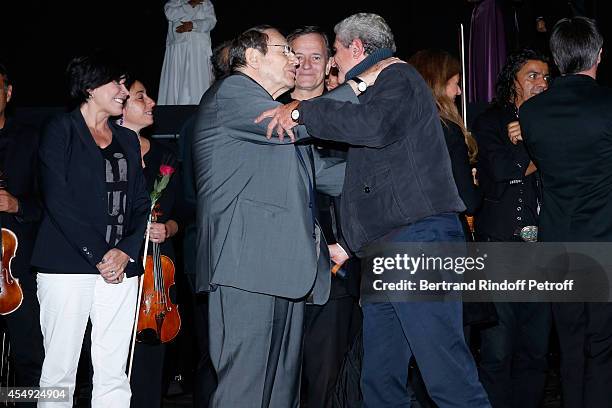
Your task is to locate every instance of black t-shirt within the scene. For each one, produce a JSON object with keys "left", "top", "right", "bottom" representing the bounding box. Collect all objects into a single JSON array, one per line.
[{"left": 100, "top": 137, "right": 129, "bottom": 246}]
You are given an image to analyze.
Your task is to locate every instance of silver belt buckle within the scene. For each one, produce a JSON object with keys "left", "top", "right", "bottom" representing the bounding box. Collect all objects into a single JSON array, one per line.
[{"left": 519, "top": 225, "right": 538, "bottom": 242}]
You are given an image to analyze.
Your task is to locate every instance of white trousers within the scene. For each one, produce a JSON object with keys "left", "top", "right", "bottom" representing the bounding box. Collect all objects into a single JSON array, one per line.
[{"left": 37, "top": 273, "right": 138, "bottom": 408}]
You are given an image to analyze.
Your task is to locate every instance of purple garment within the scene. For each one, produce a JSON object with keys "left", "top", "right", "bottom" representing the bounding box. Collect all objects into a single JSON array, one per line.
[{"left": 469, "top": 0, "right": 507, "bottom": 103}]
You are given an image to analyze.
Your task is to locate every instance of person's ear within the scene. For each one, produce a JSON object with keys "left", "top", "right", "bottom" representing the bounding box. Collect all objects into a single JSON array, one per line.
[
  {"left": 351, "top": 38, "right": 366, "bottom": 59},
  {"left": 6, "top": 85, "right": 12, "bottom": 104},
  {"left": 598, "top": 48, "right": 603, "bottom": 64},
  {"left": 325, "top": 58, "right": 334, "bottom": 76},
  {"left": 245, "top": 48, "right": 261, "bottom": 69}
]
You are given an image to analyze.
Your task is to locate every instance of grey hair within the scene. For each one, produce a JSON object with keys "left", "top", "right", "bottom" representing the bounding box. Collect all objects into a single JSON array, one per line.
[
  {"left": 334, "top": 13, "right": 396, "bottom": 54},
  {"left": 550, "top": 17, "right": 603, "bottom": 74}
]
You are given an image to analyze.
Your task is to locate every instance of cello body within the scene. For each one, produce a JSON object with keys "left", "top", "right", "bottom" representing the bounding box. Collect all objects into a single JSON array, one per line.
[{"left": 0, "top": 228, "right": 23, "bottom": 315}]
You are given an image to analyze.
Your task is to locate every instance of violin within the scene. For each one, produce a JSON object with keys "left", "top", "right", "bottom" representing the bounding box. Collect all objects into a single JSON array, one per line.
[
  {"left": 136, "top": 207, "right": 181, "bottom": 343},
  {"left": 0, "top": 228, "right": 23, "bottom": 315}
]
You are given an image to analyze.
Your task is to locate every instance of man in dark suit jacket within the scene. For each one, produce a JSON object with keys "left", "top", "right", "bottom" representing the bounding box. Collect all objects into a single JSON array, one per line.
[
  {"left": 0, "top": 63, "right": 44, "bottom": 393},
  {"left": 520, "top": 17, "right": 612, "bottom": 408}
]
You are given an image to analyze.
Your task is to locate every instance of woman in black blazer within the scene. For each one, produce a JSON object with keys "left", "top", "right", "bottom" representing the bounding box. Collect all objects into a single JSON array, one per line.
[{"left": 31, "top": 52, "right": 150, "bottom": 407}]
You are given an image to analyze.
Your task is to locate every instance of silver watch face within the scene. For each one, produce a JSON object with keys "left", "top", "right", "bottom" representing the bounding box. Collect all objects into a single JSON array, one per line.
[
  {"left": 291, "top": 109, "right": 300, "bottom": 120},
  {"left": 357, "top": 81, "right": 367, "bottom": 92}
]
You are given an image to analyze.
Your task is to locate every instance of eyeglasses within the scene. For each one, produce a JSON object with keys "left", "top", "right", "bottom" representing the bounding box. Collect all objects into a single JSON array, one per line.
[{"left": 268, "top": 44, "right": 294, "bottom": 56}]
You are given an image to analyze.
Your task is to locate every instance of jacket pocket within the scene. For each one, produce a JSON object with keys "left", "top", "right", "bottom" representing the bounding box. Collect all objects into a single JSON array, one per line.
[
  {"left": 235, "top": 198, "right": 289, "bottom": 271},
  {"left": 346, "top": 169, "right": 407, "bottom": 242}
]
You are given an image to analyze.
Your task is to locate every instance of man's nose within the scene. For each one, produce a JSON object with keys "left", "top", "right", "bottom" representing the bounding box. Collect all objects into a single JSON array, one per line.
[{"left": 536, "top": 77, "right": 548, "bottom": 88}]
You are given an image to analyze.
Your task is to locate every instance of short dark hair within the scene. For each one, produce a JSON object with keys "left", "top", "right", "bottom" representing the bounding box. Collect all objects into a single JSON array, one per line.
[
  {"left": 287, "top": 26, "right": 330, "bottom": 58},
  {"left": 212, "top": 40, "right": 232, "bottom": 79},
  {"left": 0, "top": 62, "right": 9, "bottom": 90},
  {"left": 493, "top": 48, "right": 549, "bottom": 108},
  {"left": 66, "top": 51, "right": 128, "bottom": 104},
  {"left": 229, "top": 25, "right": 274, "bottom": 73},
  {"left": 550, "top": 17, "right": 603, "bottom": 74}
]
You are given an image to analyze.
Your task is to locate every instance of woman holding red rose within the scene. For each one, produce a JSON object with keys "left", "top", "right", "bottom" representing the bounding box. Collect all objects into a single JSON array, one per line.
[{"left": 120, "top": 77, "right": 188, "bottom": 408}]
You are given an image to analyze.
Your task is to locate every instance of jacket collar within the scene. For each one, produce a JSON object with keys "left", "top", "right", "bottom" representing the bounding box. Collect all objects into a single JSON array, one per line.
[
  {"left": 552, "top": 73, "right": 597, "bottom": 87},
  {"left": 345, "top": 48, "right": 394, "bottom": 81},
  {"left": 69, "top": 108, "right": 138, "bottom": 188},
  {"left": 70, "top": 107, "right": 136, "bottom": 156},
  {"left": 232, "top": 72, "right": 275, "bottom": 99}
]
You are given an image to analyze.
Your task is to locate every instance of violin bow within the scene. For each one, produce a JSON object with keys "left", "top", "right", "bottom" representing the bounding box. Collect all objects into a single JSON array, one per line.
[
  {"left": 460, "top": 23, "right": 468, "bottom": 128},
  {"left": 127, "top": 210, "right": 153, "bottom": 380}
]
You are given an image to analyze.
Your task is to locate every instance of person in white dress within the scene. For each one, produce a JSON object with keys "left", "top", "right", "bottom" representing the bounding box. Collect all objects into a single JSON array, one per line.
[{"left": 158, "top": 0, "right": 216, "bottom": 105}]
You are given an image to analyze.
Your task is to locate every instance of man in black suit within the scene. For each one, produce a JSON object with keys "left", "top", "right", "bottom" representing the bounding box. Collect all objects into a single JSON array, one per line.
[
  {"left": 0, "top": 63, "right": 44, "bottom": 393},
  {"left": 520, "top": 17, "right": 612, "bottom": 408}
]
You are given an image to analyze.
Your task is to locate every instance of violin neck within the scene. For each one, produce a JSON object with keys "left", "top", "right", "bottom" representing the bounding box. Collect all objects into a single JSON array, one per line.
[{"left": 151, "top": 241, "right": 162, "bottom": 262}]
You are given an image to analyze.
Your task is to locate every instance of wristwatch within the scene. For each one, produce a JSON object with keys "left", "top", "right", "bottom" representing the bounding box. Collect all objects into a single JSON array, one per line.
[
  {"left": 291, "top": 107, "right": 300, "bottom": 122},
  {"left": 353, "top": 77, "right": 367, "bottom": 93}
]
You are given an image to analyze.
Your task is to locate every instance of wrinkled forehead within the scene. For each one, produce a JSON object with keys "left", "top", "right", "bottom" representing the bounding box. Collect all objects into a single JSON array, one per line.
[
  {"left": 518, "top": 60, "right": 549, "bottom": 77},
  {"left": 292, "top": 34, "right": 328, "bottom": 55}
]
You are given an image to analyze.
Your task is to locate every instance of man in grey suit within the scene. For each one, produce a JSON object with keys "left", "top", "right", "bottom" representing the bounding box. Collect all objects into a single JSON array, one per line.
[{"left": 192, "top": 25, "right": 382, "bottom": 407}]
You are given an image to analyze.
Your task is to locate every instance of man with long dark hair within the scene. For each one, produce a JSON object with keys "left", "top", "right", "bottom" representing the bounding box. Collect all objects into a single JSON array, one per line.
[{"left": 471, "top": 48, "right": 551, "bottom": 408}]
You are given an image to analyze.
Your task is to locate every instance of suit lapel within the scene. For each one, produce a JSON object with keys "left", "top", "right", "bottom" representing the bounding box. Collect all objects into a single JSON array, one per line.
[{"left": 71, "top": 109, "right": 105, "bottom": 186}]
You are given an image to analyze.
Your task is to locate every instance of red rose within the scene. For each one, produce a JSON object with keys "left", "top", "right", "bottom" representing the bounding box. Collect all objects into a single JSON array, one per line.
[{"left": 159, "top": 165, "right": 175, "bottom": 176}]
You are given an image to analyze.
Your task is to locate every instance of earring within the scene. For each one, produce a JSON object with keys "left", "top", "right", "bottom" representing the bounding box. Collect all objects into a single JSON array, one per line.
[{"left": 118, "top": 117, "right": 124, "bottom": 126}]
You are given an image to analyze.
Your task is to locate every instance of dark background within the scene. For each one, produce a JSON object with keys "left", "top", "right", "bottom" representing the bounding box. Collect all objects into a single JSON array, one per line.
[{"left": 1, "top": 0, "right": 610, "bottom": 107}]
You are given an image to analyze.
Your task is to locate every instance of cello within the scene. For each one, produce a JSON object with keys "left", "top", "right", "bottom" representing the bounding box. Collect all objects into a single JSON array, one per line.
[
  {"left": 0, "top": 227, "right": 23, "bottom": 315},
  {"left": 135, "top": 206, "right": 181, "bottom": 344}
]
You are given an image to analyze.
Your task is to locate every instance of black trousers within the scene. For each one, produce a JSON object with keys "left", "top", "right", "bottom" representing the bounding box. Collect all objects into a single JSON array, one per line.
[
  {"left": 1, "top": 287, "right": 44, "bottom": 408},
  {"left": 2, "top": 287, "right": 44, "bottom": 386},
  {"left": 553, "top": 302, "right": 612, "bottom": 408},
  {"left": 478, "top": 302, "right": 551, "bottom": 408},
  {"left": 191, "top": 291, "right": 216, "bottom": 408},
  {"left": 301, "top": 297, "right": 360, "bottom": 408},
  {"left": 130, "top": 342, "right": 165, "bottom": 408}
]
